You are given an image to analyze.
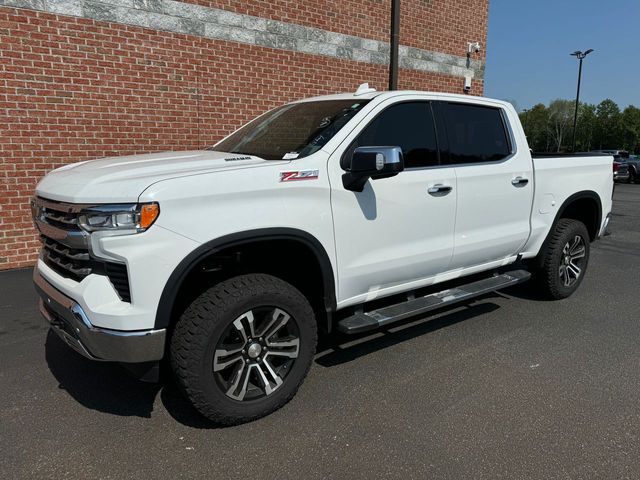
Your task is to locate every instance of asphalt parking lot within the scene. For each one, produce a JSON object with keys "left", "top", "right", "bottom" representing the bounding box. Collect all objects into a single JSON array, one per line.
[{"left": 2, "top": 183, "right": 640, "bottom": 479}]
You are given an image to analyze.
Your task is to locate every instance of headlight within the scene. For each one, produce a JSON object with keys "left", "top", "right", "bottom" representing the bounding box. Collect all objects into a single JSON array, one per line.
[{"left": 78, "top": 203, "right": 160, "bottom": 233}]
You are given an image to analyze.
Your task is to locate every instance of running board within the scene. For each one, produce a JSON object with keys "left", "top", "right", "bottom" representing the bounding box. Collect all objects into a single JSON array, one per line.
[{"left": 338, "top": 269, "right": 531, "bottom": 334}]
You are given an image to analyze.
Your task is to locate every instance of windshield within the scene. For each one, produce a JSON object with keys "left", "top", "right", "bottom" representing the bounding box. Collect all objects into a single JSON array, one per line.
[{"left": 210, "top": 100, "right": 370, "bottom": 160}]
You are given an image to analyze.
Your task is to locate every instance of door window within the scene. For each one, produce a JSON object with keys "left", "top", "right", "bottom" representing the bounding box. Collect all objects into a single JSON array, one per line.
[
  {"left": 343, "top": 102, "right": 439, "bottom": 169},
  {"left": 441, "top": 103, "right": 511, "bottom": 164}
]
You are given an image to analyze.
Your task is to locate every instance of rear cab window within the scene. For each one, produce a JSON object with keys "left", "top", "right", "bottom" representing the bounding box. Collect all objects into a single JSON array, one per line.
[{"left": 439, "top": 102, "right": 512, "bottom": 165}]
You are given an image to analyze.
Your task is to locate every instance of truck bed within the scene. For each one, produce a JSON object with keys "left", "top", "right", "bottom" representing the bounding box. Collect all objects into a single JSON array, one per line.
[{"left": 520, "top": 153, "right": 614, "bottom": 258}]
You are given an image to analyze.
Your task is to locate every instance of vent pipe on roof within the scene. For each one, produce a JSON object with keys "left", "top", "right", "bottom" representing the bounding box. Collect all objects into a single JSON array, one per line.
[{"left": 389, "top": 0, "right": 400, "bottom": 90}]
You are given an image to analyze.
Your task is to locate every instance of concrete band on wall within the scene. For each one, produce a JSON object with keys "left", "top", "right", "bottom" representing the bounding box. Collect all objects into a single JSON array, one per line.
[{"left": 1, "top": 0, "right": 484, "bottom": 80}]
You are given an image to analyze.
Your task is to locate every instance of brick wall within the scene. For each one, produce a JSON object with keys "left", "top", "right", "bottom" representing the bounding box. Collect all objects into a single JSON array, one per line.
[
  {"left": 183, "top": 0, "right": 488, "bottom": 60},
  {"left": 179, "top": 0, "right": 391, "bottom": 44},
  {"left": 0, "top": 1, "right": 488, "bottom": 269}
]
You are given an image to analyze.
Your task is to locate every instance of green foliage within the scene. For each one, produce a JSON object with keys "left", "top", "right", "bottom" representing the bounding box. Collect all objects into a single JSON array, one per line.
[
  {"left": 519, "top": 99, "right": 639, "bottom": 153},
  {"left": 520, "top": 104, "right": 550, "bottom": 151},
  {"left": 621, "top": 106, "right": 640, "bottom": 152},
  {"left": 576, "top": 103, "right": 596, "bottom": 151},
  {"left": 594, "top": 99, "right": 621, "bottom": 150}
]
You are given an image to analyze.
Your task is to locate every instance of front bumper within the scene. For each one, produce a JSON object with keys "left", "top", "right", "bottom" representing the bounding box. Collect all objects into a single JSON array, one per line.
[{"left": 34, "top": 266, "right": 166, "bottom": 363}]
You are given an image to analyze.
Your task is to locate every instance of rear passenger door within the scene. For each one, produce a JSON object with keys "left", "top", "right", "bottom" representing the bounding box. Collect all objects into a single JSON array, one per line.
[{"left": 435, "top": 101, "right": 534, "bottom": 269}]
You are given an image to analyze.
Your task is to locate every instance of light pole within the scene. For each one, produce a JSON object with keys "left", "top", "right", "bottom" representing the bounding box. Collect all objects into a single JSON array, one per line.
[
  {"left": 522, "top": 108, "right": 529, "bottom": 132},
  {"left": 570, "top": 49, "right": 594, "bottom": 152}
]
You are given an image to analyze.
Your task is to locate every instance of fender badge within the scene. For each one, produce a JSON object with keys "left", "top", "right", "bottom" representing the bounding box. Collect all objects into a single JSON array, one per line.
[{"left": 280, "top": 170, "right": 319, "bottom": 182}]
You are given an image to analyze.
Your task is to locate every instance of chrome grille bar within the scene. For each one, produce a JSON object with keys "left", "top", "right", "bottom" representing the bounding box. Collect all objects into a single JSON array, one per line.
[
  {"left": 32, "top": 197, "right": 90, "bottom": 250},
  {"left": 43, "top": 211, "right": 78, "bottom": 227},
  {"left": 42, "top": 250, "right": 92, "bottom": 277},
  {"left": 41, "top": 236, "right": 90, "bottom": 261}
]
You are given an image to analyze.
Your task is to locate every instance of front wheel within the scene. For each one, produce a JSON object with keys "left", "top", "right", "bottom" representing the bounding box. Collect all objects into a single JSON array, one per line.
[
  {"left": 629, "top": 169, "right": 637, "bottom": 184},
  {"left": 534, "top": 218, "right": 590, "bottom": 299},
  {"left": 170, "top": 274, "right": 317, "bottom": 425}
]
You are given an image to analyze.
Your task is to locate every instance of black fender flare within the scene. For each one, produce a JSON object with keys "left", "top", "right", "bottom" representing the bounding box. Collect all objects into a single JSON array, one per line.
[
  {"left": 534, "top": 190, "right": 602, "bottom": 267},
  {"left": 553, "top": 190, "right": 602, "bottom": 240},
  {"left": 154, "top": 228, "right": 337, "bottom": 330}
]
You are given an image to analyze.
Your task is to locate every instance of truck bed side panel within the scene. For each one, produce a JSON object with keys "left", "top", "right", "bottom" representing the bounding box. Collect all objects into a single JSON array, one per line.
[{"left": 521, "top": 155, "right": 613, "bottom": 258}]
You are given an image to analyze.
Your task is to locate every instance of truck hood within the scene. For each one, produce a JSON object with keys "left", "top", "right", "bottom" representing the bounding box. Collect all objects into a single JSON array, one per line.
[{"left": 36, "top": 150, "right": 277, "bottom": 203}]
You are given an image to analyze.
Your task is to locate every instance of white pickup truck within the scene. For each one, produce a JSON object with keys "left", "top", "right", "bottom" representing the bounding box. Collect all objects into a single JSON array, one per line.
[{"left": 32, "top": 85, "right": 613, "bottom": 425}]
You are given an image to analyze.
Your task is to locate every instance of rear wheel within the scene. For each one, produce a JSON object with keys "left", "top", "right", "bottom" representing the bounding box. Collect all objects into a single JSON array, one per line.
[
  {"left": 534, "top": 218, "right": 590, "bottom": 299},
  {"left": 170, "top": 274, "right": 317, "bottom": 425}
]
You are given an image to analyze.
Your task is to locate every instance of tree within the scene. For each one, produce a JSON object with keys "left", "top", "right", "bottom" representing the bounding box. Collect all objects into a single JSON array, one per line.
[
  {"left": 520, "top": 104, "right": 550, "bottom": 152},
  {"left": 547, "top": 99, "right": 575, "bottom": 152},
  {"left": 621, "top": 106, "right": 640, "bottom": 153},
  {"left": 594, "top": 99, "right": 622, "bottom": 149},
  {"left": 575, "top": 103, "right": 596, "bottom": 152},
  {"left": 517, "top": 99, "right": 637, "bottom": 154}
]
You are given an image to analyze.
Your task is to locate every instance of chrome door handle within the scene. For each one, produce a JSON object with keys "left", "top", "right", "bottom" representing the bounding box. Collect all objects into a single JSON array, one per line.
[
  {"left": 427, "top": 184, "right": 453, "bottom": 195},
  {"left": 511, "top": 176, "right": 529, "bottom": 187}
]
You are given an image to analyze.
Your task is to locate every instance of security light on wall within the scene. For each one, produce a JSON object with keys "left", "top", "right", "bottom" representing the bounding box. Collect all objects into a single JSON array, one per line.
[
  {"left": 463, "top": 75, "right": 472, "bottom": 92},
  {"left": 467, "top": 42, "right": 481, "bottom": 54},
  {"left": 464, "top": 42, "right": 481, "bottom": 93}
]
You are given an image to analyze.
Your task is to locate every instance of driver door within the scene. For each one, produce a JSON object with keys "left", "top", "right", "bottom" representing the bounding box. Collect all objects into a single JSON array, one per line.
[{"left": 328, "top": 97, "right": 457, "bottom": 307}]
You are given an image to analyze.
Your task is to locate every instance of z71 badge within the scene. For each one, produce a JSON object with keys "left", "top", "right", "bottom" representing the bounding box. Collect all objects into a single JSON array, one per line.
[{"left": 279, "top": 170, "right": 319, "bottom": 182}]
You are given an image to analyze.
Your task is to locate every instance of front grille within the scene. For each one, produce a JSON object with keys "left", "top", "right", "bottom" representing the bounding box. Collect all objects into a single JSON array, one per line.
[
  {"left": 42, "top": 209, "right": 79, "bottom": 230},
  {"left": 41, "top": 236, "right": 92, "bottom": 280},
  {"left": 35, "top": 197, "right": 132, "bottom": 303}
]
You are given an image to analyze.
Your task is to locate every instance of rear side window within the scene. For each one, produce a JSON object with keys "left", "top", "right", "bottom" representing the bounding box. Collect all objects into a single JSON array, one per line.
[
  {"left": 343, "top": 102, "right": 439, "bottom": 169},
  {"left": 441, "top": 103, "right": 511, "bottom": 164}
]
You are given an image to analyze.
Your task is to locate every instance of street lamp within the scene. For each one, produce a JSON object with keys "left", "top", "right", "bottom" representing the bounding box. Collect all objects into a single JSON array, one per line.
[
  {"left": 570, "top": 49, "right": 594, "bottom": 152},
  {"left": 522, "top": 108, "right": 529, "bottom": 132}
]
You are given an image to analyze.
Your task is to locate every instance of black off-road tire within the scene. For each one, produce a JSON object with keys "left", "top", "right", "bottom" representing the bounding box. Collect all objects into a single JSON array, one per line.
[
  {"left": 170, "top": 274, "right": 317, "bottom": 426},
  {"left": 629, "top": 169, "right": 637, "bottom": 184},
  {"left": 535, "top": 218, "right": 590, "bottom": 300}
]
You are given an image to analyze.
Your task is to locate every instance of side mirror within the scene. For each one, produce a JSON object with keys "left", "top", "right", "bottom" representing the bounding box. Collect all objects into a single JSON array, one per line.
[{"left": 342, "top": 146, "right": 404, "bottom": 192}]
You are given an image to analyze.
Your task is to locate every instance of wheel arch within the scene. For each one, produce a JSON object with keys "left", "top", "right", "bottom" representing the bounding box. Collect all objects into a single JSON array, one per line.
[
  {"left": 529, "top": 190, "right": 601, "bottom": 272},
  {"left": 553, "top": 190, "right": 602, "bottom": 242},
  {"left": 155, "top": 228, "right": 337, "bottom": 332}
]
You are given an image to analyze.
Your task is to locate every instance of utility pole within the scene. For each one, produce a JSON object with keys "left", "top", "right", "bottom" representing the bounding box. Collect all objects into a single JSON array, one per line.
[{"left": 389, "top": 0, "right": 400, "bottom": 90}]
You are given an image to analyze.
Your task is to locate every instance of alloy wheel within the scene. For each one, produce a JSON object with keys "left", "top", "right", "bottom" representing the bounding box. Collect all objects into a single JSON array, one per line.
[
  {"left": 558, "top": 235, "right": 586, "bottom": 287},
  {"left": 213, "top": 307, "right": 300, "bottom": 401}
]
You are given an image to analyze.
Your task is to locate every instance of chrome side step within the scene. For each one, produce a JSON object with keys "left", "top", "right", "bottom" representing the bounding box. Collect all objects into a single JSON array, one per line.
[{"left": 337, "top": 269, "right": 531, "bottom": 334}]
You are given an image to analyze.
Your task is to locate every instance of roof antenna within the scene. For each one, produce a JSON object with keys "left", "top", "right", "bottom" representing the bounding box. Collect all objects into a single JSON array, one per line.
[{"left": 354, "top": 83, "right": 376, "bottom": 96}]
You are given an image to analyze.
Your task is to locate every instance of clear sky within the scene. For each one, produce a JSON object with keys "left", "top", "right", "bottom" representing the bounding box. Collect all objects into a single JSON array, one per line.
[{"left": 485, "top": 0, "right": 639, "bottom": 112}]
